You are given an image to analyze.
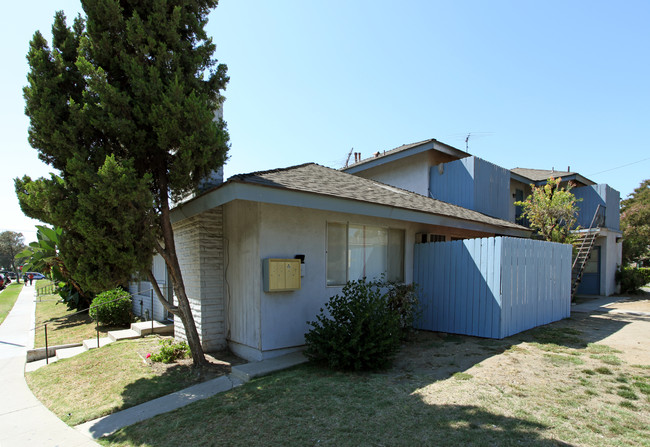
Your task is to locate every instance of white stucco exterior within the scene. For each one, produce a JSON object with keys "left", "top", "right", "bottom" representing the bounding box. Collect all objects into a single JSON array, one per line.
[
  {"left": 593, "top": 229, "right": 623, "bottom": 296},
  {"left": 352, "top": 151, "right": 458, "bottom": 196},
  {"left": 221, "top": 200, "right": 496, "bottom": 361}
]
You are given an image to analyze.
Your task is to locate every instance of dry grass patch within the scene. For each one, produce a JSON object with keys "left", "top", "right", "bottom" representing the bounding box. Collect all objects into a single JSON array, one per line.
[
  {"left": 102, "top": 314, "right": 650, "bottom": 447},
  {"left": 26, "top": 336, "right": 238, "bottom": 426}
]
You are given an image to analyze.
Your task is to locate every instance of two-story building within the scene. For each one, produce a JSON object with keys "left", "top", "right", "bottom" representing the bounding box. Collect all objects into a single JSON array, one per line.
[
  {"left": 132, "top": 137, "right": 620, "bottom": 361},
  {"left": 344, "top": 142, "right": 622, "bottom": 297}
]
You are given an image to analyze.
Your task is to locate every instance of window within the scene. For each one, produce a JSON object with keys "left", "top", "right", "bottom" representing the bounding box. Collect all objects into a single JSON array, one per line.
[{"left": 327, "top": 223, "right": 405, "bottom": 286}]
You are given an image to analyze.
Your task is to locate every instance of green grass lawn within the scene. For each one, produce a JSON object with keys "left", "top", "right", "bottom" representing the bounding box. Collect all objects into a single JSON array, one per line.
[
  {"left": 26, "top": 311, "right": 650, "bottom": 446},
  {"left": 25, "top": 337, "right": 232, "bottom": 426},
  {"left": 0, "top": 283, "right": 23, "bottom": 325},
  {"left": 99, "top": 322, "right": 649, "bottom": 447},
  {"left": 33, "top": 294, "right": 124, "bottom": 348}
]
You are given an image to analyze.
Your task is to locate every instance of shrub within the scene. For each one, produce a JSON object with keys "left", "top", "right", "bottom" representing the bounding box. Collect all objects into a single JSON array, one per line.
[
  {"left": 149, "top": 339, "right": 191, "bottom": 363},
  {"left": 616, "top": 266, "right": 649, "bottom": 294},
  {"left": 304, "top": 279, "right": 401, "bottom": 371},
  {"left": 89, "top": 288, "right": 132, "bottom": 326},
  {"left": 640, "top": 267, "right": 650, "bottom": 285},
  {"left": 384, "top": 280, "right": 420, "bottom": 336}
]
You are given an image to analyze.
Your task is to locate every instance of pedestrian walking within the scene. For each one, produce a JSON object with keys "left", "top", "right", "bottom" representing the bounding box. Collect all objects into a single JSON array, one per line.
[{"left": 28, "top": 273, "right": 33, "bottom": 285}]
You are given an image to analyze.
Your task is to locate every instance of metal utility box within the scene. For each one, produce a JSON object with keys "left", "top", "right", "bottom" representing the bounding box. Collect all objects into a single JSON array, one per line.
[{"left": 263, "top": 258, "right": 301, "bottom": 292}]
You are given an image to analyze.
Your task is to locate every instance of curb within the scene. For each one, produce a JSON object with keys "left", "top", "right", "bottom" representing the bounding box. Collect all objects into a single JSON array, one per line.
[{"left": 26, "top": 343, "right": 83, "bottom": 362}]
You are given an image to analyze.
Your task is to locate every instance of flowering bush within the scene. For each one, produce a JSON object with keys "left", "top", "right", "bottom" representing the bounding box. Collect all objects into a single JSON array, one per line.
[{"left": 149, "top": 339, "right": 190, "bottom": 363}]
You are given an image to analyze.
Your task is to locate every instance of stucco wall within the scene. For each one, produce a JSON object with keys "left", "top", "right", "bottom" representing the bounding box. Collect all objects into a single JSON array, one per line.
[
  {"left": 223, "top": 200, "right": 262, "bottom": 359},
  {"left": 172, "top": 207, "right": 226, "bottom": 351},
  {"left": 223, "top": 200, "right": 496, "bottom": 361},
  {"left": 353, "top": 151, "right": 457, "bottom": 196},
  {"left": 597, "top": 229, "right": 623, "bottom": 296}
]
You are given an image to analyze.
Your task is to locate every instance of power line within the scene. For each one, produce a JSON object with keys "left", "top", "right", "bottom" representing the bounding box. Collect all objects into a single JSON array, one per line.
[{"left": 587, "top": 156, "right": 650, "bottom": 176}]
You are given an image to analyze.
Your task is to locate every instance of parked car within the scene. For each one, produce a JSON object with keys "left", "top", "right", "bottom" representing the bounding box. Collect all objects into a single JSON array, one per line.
[
  {"left": 26, "top": 272, "right": 46, "bottom": 280},
  {"left": 7, "top": 272, "right": 17, "bottom": 280}
]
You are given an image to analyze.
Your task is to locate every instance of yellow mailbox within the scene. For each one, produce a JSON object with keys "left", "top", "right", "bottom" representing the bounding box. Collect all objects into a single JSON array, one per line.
[{"left": 263, "top": 258, "right": 301, "bottom": 292}]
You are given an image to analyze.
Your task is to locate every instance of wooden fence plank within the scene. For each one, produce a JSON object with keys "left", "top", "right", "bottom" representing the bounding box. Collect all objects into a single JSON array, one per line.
[{"left": 414, "top": 236, "right": 571, "bottom": 339}]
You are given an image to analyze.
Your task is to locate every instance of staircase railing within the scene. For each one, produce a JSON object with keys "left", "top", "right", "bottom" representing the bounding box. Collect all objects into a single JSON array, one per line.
[
  {"left": 33, "top": 286, "right": 162, "bottom": 364},
  {"left": 571, "top": 204, "right": 602, "bottom": 297}
]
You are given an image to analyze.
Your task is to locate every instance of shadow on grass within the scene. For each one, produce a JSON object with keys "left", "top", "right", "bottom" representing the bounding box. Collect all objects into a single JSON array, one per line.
[
  {"left": 101, "top": 315, "right": 634, "bottom": 446},
  {"left": 117, "top": 362, "right": 230, "bottom": 412},
  {"left": 104, "top": 362, "right": 574, "bottom": 447}
]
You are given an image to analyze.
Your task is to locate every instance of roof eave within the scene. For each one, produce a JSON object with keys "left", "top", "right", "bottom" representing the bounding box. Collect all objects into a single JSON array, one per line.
[
  {"left": 171, "top": 180, "right": 531, "bottom": 237},
  {"left": 342, "top": 139, "right": 469, "bottom": 174}
]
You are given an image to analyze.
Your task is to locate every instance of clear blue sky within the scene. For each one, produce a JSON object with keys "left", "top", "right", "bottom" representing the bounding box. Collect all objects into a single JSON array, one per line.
[{"left": 2, "top": 0, "right": 649, "bottom": 242}]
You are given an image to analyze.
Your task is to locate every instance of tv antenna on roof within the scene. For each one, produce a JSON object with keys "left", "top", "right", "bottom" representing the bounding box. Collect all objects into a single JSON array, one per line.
[
  {"left": 344, "top": 147, "right": 354, "bottom": 167},
  {"left": 464, "top": 132, "right": 494, "bottom": 152}
]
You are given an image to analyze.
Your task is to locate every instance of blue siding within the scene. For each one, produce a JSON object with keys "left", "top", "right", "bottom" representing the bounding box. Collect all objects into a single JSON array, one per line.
[
  {"left": 414, "top": 237, "right": 571, "bottom": 339},
  {"left": 429, "top": 157, "right": 475, "bottom": 210},
  {"left": 573, "top": 184, "right": 620, "bottom": 231},
  {"left": 429, "top": 156, "right": 510, "bottom": 221},
  {"left": 473, "top": 158, "right": 511, "bottom": 221}
]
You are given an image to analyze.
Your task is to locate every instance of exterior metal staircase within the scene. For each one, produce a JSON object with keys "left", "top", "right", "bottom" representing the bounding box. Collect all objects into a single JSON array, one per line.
[{"left": 571, "top": 205, "right": 603, "bottom": 298}]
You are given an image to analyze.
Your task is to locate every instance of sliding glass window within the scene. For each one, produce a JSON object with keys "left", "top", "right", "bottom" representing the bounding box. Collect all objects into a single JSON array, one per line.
[{"left": 327, "top": 222, "right": 404, "bottom": 286}]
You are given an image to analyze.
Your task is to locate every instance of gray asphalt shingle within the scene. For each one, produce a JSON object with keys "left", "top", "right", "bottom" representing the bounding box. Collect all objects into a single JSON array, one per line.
[{"left": 229, "top": 163, "right": 528, "bottom": 231}]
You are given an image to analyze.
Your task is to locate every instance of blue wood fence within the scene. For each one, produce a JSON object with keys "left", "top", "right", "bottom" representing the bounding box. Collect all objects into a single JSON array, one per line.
[{"left": 414, "top": 237, "right": 571, "bottom": 339}]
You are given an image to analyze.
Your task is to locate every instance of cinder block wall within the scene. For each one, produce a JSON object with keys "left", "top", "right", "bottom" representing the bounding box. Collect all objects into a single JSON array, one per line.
[{"left": 172, "top": 207, "right": 226, "bottom": 351}]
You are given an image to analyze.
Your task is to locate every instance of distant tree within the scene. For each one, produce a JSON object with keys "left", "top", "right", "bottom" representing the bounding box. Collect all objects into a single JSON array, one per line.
[
  {"left": 0, "top": 231, "right": 26, "bottom": 282},
  {"left": 514, "top": 177, "right": 581, "bottom": 244},
  {"left": 621, "top": 179, "right": 650, "bottom": 265},
  {"left": 16, "top": 0, "right": 229, "bottom": 367}
]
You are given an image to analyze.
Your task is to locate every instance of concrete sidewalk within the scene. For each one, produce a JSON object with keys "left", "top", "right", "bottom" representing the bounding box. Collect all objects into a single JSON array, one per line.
[
  {"left": 572, "top": 295, "right": 650, "bottom": 316},
  {"left": 0, "top": 284, "right": 99, "bottom": 446}
]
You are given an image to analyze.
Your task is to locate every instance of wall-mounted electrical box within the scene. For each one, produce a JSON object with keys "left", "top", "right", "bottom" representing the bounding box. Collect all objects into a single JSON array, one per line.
[{"left": 263, "top": 258, "right": 301, "bottom": 292}]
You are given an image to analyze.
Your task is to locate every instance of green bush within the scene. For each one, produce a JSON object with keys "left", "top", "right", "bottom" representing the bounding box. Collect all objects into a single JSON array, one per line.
[
  {"left": 640, "top": 267, "right": 650, "bottom": 286},
  {"left": 616, "top": 266, "right": 649, "bottom": 294},
  {"left": 304, "top": 279, "right": 401, "bottom": 371},
  {"left": 384, "top": 280, "right": 420, "bottom": 336},
  {"left": 89, "top": 288, "right": 132, "bottom": 326},
  {"left": 150, "top": 339, "right": 190, "bottom": 363}
]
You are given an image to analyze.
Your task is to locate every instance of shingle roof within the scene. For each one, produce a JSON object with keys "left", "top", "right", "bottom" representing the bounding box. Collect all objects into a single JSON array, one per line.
[
  {"left": 229, "top": 163, "right": 528, "bottom": 231},
  {"left": 344, "top": 138, "right": 469, "bottom": 170},
  {"left": 511, "top": 168, "right": 580, "bottom": 182}
]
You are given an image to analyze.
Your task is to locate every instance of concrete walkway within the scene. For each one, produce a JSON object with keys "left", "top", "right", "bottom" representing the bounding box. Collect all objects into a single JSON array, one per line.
[
  {"left": 572, "top": 294, "right": 650, "bottom": 316},
  {"left": 0, "top": 284, "right": 100, "bottom": 446}
]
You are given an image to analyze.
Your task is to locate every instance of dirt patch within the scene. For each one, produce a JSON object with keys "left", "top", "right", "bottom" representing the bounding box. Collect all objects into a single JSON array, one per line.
[
  {"left": 137, "top": 346, "right": 247, "bottom": 379},
  {"left": 388, "top": 310, "right": 650, "bottom": 384}
]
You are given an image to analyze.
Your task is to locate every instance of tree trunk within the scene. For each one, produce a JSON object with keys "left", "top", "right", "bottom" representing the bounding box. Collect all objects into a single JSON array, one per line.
[{"left": 156, "top": 189, "right": 208, "bottom": 368}]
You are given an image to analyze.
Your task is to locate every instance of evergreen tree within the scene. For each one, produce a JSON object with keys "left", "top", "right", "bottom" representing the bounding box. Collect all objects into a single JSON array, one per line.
[{"left": 17, "top": 0, "right": 229, "bottom": 367}]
